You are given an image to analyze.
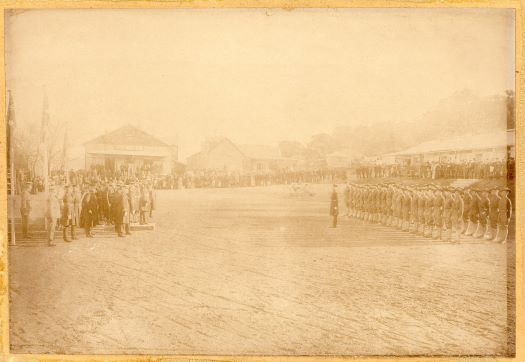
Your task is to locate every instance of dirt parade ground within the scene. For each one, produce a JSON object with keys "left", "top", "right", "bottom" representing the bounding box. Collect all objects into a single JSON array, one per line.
[{"left": 9, "top": 184, "right": 512, "bottom": 356}]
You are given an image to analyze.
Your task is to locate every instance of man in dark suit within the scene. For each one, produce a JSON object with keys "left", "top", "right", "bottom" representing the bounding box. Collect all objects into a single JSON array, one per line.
[
  {"left": 329, "top": 184, "right": 339, "bottom": 228},
  {"left": 112, "top": 185, "right": 125, "bottom": 237},
  {"left": 80, "top": 184, "right": 97, "bottom": 238}
]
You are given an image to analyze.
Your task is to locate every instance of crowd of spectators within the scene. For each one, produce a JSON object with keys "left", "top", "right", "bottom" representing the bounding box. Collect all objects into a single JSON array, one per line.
[{"left": 14, "top": 157, "right": 514, "bottom": 195}]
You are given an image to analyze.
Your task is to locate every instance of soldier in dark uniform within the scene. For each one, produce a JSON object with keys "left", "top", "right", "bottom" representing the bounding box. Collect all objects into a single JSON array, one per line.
[
  {"left": 495, "top": 187, "right": 512, "bottom": 243},
  {"left": 474, "top": 189, "right": 490, "bottom": 238},
  {"left": 329, "top": 184, "right": 339, "bottom": 228},
  {"left": 486, "top": 187, "right": 500, "bottom": 240}
]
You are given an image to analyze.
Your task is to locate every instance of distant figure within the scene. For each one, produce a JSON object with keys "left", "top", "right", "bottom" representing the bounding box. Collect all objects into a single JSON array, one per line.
[{"left": 329, "top": 184, "right": 339, "bottom": 228}]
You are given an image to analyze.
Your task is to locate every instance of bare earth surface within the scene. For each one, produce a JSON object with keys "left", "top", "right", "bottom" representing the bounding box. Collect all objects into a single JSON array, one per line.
[{"left": 9, "top": 185, "right": 510, "bottom": 355}]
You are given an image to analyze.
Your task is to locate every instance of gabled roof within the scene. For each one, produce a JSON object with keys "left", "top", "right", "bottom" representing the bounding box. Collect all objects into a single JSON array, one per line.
[{"left": 84, "top": 124, "right": 169, "bottom": 147}]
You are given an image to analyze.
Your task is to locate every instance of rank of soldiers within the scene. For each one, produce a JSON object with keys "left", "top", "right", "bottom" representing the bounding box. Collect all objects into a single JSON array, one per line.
[{"left": 341, "top": 183, "right": 512, "bottom": 243}]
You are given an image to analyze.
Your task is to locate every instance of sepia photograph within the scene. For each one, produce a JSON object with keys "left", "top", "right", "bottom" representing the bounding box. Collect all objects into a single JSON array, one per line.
[{"left": 4, "top": 7, "right": 517, "bottom": 357}]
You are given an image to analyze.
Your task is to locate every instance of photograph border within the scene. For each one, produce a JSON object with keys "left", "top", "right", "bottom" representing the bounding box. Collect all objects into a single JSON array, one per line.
[{"left": 0, "top": 0, "right": 522, "bottom": 361}]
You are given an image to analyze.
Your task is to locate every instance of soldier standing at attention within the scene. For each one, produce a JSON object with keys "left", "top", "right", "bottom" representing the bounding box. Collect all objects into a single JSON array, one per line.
[
  {"left": 45, "top": 184, "right": 61, "bottom": 246},
  {"left": 409, "top": 187, "right": 418, "bottom": 234},
  {"left": 474, "top": 189, "right": 490, "bottom": 238},
  {"left": 442, "top": 187, "right": 453, "bottom": 242},
  {"left": 432, "top": 187, "right": 444, "bottom": 240},
  {"left": 19, "top": 181, "right": 32, "bottom": 239},
  {"left": 467, "top": 189, "right": 480, "bottom": 236},
  {"left": 461, "top": 188, "right": 472, "bottom": 235},
  {"left": 424, "top": 186, "right": 433, "bottom": 238},
  {"left": 329, "top": 184, "right": 339, "bottom": 228},
  {"left": 403, "top": 187, "right": 411, "bottom": 232},
  {"left": 451, "top": 188, "right": 464, "bottom": 243},
  {"left": 495, "top": 187, "right": 512, "bottom": 243},
  {"left": 486, "top": 187, "right": 500, "bottom": 240},
  {"left": 417, "top": 187, "right": 426, "bottom": 235}
]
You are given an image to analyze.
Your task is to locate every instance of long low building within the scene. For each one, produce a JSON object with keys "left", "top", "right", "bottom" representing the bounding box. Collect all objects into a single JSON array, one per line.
[
  {"left": 380, "top": 130, "right": 515, "bottom": 165},
  {"left": 84, "top": 124, "right": 178, "bottom": 175}
]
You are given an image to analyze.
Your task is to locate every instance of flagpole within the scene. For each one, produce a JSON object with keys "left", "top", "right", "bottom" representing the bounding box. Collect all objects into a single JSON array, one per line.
[
  {"left": 8, "top": 91, "right": 16, "bottom": 246},
  {"left": 42, "top": 88, "right": 49, "bottom": 196}
]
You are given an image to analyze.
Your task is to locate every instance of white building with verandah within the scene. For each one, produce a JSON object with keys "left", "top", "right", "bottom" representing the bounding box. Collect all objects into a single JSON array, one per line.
[
  {"left": 84, "top": 124, "right": 177, "bottom": 175},
  {"left": 380, "top": 130, "right": 515, "bottom": 165}
]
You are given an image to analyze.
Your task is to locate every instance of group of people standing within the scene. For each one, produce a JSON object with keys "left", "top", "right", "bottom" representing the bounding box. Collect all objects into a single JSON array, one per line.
[
  {"left": 329, "top": 182, "right": 513, "bottom": 244},
  {"left": 36, "top": 181, "right": 157, "bottom": 246}
]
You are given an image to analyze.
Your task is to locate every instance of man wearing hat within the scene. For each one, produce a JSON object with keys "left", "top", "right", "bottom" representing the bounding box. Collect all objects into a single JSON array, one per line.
[
  {"left": 486, "top": 187, "right": 500, "bottom": 240},
  {"left": 19, "top": 181, "right": 32, "bottom": 239},
  {"left": 494, "top": 187, "right": 512, "bottom": 243},
  {"left": 329, "top": 184, "right": 339, "bottom": 228},
  {"left": 45, "top": 184, "right": 61, "bottom": 246}
]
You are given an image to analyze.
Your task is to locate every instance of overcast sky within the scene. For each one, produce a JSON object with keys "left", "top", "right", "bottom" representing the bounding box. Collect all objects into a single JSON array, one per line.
[{"left": 5, "top": 8, "right": 515, "bottom": 159}]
